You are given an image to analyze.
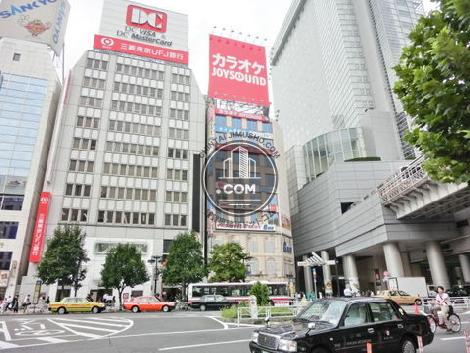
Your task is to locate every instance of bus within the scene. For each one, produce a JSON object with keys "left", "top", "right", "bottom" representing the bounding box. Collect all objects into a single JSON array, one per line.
[{"left": 187, "top": 281, "right": 292, "bottom": 305}]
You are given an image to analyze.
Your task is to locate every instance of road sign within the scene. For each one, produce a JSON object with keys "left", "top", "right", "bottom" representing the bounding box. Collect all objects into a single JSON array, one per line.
[
  {"left": 297, "top": 261, "right": 310, "bottom": 267},
  {"left": 326, "top": 260, "right": 337, "bottom": 265}
]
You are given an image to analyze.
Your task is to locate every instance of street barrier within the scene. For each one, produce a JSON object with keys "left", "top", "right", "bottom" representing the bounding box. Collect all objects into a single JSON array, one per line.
[
  {"left": 236, "top": 305, "right": 306, "bottom": 327},
  {"left": 465, "top": 330, "right": 470, "bottom": 353},
  {"left": 366, "top": 341, "right": 372, "bottom": 353},
  {"left": 417, "top": 336, "right": 424, "bottom": 353},
  {"left": 419, "top": 297, "right": 470, "bottom": 314}
]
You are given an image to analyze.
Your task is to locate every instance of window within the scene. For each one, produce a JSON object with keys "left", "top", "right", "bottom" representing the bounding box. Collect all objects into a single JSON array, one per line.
[
  {"left": 343, "top": 303, "right": 371, "bottom": 327},
  {"left": 0, "top": 195, "right": 24, "bottom": 210},
  {"left": 0, "top": 252, "right": 12, "bottom": 270},
  {"left": 247, "top": 120, "right": 257, "bottom": 131},
  {"left": 165, "top": 214, "right": 171, "bottom": 226},
  {"left": 263, "top": 122, "right": 273, "bottom": 133},
  {"left": 0, "top": 222, "right": 18, "bottom": 239},
  {"left": 12, "top": 53, "right": 21, "bottom": 62},
  {"left": 232, "top": 118, "right": 242, "bottom": 129},
  {"left": 369, "top": 302, "right": 400, "bottom": 322}
]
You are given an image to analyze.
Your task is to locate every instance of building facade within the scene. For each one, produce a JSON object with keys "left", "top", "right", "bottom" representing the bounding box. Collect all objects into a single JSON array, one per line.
[{"left": 0, "top": 38, "right": 61, "bottom": 298}]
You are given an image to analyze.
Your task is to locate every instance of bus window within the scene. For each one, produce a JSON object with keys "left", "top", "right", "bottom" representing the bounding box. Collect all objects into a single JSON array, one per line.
[
  {"left": 232, "top": 287, "right": 241, "bottom": 297},
  {"left": 218, "top": 287, "right": 229, "bottom": 296},
  {"left": 209, "top": 287, "right": 217, "bottom": 295},
  {"left": 203, "top": 287, "right": 211, "bottom": 295},
  {"left": 192, "top": 286, "right": 202, "bottom": 298}
]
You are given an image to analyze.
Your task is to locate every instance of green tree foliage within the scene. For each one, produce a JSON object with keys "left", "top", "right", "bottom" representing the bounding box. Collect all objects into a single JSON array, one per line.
[
  {"left": 249, "top": 282, "right": 270, "bottom": 306},
  {"left": 208, "top": 243, "right": 249, "bottom": 282},
  {"left": 101, "top": 244, "right": 149, "bottom": 309},
  {"left": 37, "top": 225, "right": 89, "bottom": 299},
  {"left": 394, "top": 0, "right": 470, "bottom": 183},
  {"left": 162, "top": 232, "right": 207, "bottom": 300}
]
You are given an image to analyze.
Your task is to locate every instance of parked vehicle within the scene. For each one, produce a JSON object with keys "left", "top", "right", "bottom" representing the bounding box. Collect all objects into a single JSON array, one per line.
[
  {"left": 387, "top": 277, "right": 428, "bottom": 297},
  {"left": 190, "top": 295, "right": 232, "bottom": 311},
  {"left": 376, "top": 290, "right": 422, "bottom": 305},
  {"left": 123, "top": 296, "right": 175, "bottom": 313},
  {"left": 446, "top": 285, "right": 469, "bottom": 297},
  {"left": 250, "top": 297, "right": 434, "bottom": 353},
  {"left": 48, "top": 297, "right": 105, "bottom": 314}
]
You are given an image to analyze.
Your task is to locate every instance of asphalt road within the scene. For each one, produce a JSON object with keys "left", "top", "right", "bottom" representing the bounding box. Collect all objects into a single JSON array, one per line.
[{"left": 0, "top": 310, "right": 468, "bottom": 353}]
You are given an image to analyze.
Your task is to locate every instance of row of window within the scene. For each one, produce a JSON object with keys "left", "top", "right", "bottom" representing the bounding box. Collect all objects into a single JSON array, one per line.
[
  {"left": 164, "top": 214, "right": 187, "bottom": 227},
  {"left": 113, "top": 82, "right": 163, "bottom": 98},
  {"left": 98, "top": 210, "right": 155, "bottom": 225},
  {"left": 65, "top": 184, "right": 92, "bottom": 197},
  {"left": 170, "top": 91, "right": 190, "bottom": 102},
  {"left": 168, "top": 128, "right": 189, "bottom": 140},
  {"left": 61, "top": 208, "right": 88, "bottom": 222},
  {"left": 72, "top": 138, "right": 97, "bottom": 151},
  {"left": 105, "top": 141, "right": 159, "bottom": 157},
  {"left": 166, "top": 168, "right": 188, "bottom": 181},
  {"left": 103, "top": 162, "right": 158, "bottom": 178},
  {"left": 0, "top": 251, "right": 12, "bottom": 270},
  {"left": 169, "top": 108, "right": 189, "bottom": 121},
  {"left": 86, "top": 58, "right": 108, "bottom": 71},
  {"left": 165, "top": 191, "right": 188, "bottom": 203},
  {"left": 69, "top": 160, "right": 94, "bottom": 173},
  {"left": 79, "top": 96, "right": 103, "bottom": 108},
  {"left": 76, "top": 116, "right": 100, "bottom": 129},
  {"left": 108, "top": 120, "right": 161, "bottom": 137},
  {"left": 167, "top": 148, "right": 188, "bottom": 160},
  {"left": 83, "top": 77, "right": 105, "bottom": 90},
  {"left": 171, "top": 73, "right": 190, "bottom": 85},
  {"left": 100, "top": 186, "right": 157, "bottom": 201},
  {"left": 116, "top": 64, "right": 164, "bottom": 80},
  {"left": 111, "top": 100, "right": 162, "bottom": 116}
]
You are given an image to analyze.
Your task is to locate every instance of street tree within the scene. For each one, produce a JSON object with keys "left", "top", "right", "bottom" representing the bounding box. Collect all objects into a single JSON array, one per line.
[
  {"left": 394, "top": 0, "right": 470, "bottom": 183},
  {"left": 249, "top": 282, "right": 270, "bottom": 306},
  {"left": 162, "top": 232, "right": 207, "bottom": 300},
  {"left": 208, "top": 243, "right": 249, "bottom": 282},
  {"left": 37, "top": 225, "right": 89, "bottom": 299},
  {"left": 100, "top": 243, "right": 149, "bottom": 310}
]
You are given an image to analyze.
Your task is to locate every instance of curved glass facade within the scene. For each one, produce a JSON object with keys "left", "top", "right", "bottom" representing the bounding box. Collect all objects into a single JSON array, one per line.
[{"left": 303, "top": 128, "right": 367, "bottom": 181}]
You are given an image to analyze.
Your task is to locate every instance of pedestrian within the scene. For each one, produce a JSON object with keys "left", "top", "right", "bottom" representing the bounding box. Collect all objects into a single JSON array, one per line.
[
  {"left": 1, "top": 296, "right": 11, "bottom": 314},
  {"left": 22, "top": 295, "right": 31, "bottom": 313},
  {"left": 11, "top": 295, "right": 19, "bottom": 313},
  {"left": 46, "top": 296, "right": 50, "bottom": 304},
  {"left": 344, "top": 285, "right": 352, "bottom": 298}
]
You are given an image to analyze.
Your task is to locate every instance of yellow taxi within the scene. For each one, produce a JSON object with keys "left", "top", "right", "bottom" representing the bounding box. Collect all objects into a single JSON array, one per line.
[
  {"left": 376, "top": 290, "right": 422, "bottom": 305},
  {"left": 48, "top": 297, "right": 106, "bottom": 314}
]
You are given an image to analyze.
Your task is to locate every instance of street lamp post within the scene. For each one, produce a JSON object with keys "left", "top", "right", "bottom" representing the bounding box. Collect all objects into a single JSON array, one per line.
[{"left": 147, "top": 255, "right": 161, "bottom": 296}]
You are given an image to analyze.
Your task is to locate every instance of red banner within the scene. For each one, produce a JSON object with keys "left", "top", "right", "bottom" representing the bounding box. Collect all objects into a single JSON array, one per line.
[
  {"left": 93, "top": 34, "right": 188, "bottom": 65},
  {"left": 208, "top": 35, "right": 269, "bottom": 106},
  {"left": 29, "top": 192, "right": 51, "bottom": 263}
]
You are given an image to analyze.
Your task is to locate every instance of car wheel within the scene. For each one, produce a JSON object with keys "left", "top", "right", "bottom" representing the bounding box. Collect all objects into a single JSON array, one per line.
[
  {"left": 132, "top": 306, "right": 140, "bottom": 313},
  {"left": 401, "top": 338, "right": 416, "bottom": 353},
  {"left": 91, "top": 306, "right": 100, "bottom": 314},
  {"left": 57, "top": 307, "right": 66, "bottom": 315},
  {"left": 162, "top": 305, "right": 169, "bottom": 312},
  {"left": 200, "top": 304, "right": 206, "bottom": 311},
  {"left": 415, "top": 299, "right": 422, "bottom": 305}
]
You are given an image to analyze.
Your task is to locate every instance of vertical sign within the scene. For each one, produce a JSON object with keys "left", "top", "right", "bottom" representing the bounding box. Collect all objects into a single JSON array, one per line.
[
  {"left": 29, "top": 192, "right": 51, "bottom": 263},
  {"left": 465, "top": 330, "right": 470, "bottom": 353},
  {"left": 417, "top": 336, "right": 424, "bottom": 353},
  {"left": 366, "top": 342, "right": 373, "bottom": 353},
  {"left": 208, "top": 35, "right": 269, "bottom": 106}
]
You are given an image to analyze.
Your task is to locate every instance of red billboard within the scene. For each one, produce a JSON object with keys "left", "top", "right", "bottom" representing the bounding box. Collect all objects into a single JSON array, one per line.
[
  {"left": 208, "top": 35, "right": 269, "bottom": 106},
  {"left": 29, "top": 192, "right": 51, "bottom": 263},
  {"left": 94, "top": 34, "right": 188, "bottom": 65}
]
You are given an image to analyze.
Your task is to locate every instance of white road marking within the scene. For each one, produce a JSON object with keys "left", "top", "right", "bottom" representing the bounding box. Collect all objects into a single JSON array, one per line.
[
  {"left": 0, "top": 340, "right": 19, "bottom": 349},
  {"left": 83, "top": 317, "right": 132, "bottom": 323},
  {"left": 441, "top": 336, "right": 464, "bottom": 341},
  {"left": 0, "top": 322, "right": 12, "bottom": 341},
  {"left": 208, "top": 316, "right": 228, "bottom": 329},
  {"left": 36, "top": 336, "right": 69, "bottom": 344},
  {"left": 47, "top": 319, "right": 101, "bottom": 339},
  {"left": 158, "top": 339, "right": 250, "bottom": 351},
  {"left": 51, "top": 318, "right": 129, "bottom": 328},
  {"left": 49, "top": 323, "right": 117, "bottom": 333}
]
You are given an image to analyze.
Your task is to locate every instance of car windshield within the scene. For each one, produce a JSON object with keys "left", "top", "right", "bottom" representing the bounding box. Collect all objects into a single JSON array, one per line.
[{"left": 296, "top": 300, "right": 347, "bottom": 326}]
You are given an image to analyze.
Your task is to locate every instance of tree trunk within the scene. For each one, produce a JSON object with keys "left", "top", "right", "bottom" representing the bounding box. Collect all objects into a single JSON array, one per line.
[
  {"left": 118, "top": 287, "right": 124, "bottom": 311},
  {"left": 60, "top": 284, "right": 65, "bottom": 301},
  {"left": 74, "top": 285, "right": 78, "bottom": 297}
]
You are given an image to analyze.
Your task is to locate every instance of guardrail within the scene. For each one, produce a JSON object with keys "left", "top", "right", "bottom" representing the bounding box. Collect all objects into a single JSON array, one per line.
[
  {"left": 420, "top": 297, "right": 470, "bottom": 312},
  {"left": 236, "top": 304, "right": 307, "bottom": 327}
]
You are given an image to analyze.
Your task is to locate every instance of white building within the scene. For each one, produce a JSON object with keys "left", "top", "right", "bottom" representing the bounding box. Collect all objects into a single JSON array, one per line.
[{"left": 0, "top": 38, "right": 61, "bottom": 299}]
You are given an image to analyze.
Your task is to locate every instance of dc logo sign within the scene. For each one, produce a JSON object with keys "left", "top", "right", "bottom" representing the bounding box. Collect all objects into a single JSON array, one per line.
[
  {"left": 100, "top": 37, "right": 114, "bottom": 47},
  {"left": 203, "top": 141, "right": 278, "bottom": 216},
  {"left": 126, "top": 5, "right": 167, "bottom": 33}
]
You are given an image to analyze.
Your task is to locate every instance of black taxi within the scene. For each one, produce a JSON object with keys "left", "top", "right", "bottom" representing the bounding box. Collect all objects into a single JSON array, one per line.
[{"left": 249, "top": 297, "right": 433, "bottom": 353}]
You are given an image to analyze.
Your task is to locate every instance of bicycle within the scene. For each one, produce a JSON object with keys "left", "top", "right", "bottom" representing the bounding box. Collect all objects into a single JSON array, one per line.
[{"left": 425, "top": 304, "right": 461, "bottom": 333}]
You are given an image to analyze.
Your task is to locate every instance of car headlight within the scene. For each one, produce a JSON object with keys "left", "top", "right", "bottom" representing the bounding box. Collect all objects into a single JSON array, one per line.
[
  {"left": 251, "top": 332, "right": 259, "bottom": 344},
  {"left": 279, "top": 339, "right": 297, "bottom": 352}
]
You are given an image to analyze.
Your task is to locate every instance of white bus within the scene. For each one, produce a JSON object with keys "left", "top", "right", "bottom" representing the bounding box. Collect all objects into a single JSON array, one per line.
[{"left": 188, "top": 281, "right": 291, "bottom": 305}]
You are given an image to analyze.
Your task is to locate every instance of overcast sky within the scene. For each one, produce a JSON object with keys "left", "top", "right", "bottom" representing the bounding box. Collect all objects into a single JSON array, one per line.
[{"left": 63, "top": 0, "right": 436, "bottom": 93}]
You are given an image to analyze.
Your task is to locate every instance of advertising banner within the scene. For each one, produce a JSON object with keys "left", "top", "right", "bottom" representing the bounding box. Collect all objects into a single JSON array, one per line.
[
  {"left": 96, "top": 0, "right": 188, "bottom": 63},
  {"left": 0, "top": 271, "right": 9, "bottom": 287},
  {"left": 29, "top": 192, "right": 51, "bottom": 263},
  {"left": 208, "top": 35, "right": 269, "bottom": 106},
  {"left": 0, "top": 0, "right": 70, "bottom": 55},
  {"left": 94, "top": 34, "right": 188, "bottom": 65}
]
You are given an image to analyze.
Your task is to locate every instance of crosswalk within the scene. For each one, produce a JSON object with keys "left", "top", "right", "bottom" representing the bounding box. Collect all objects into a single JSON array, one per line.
[{"left": 0, "top": 316, "right": 133, "bottom": 349}]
